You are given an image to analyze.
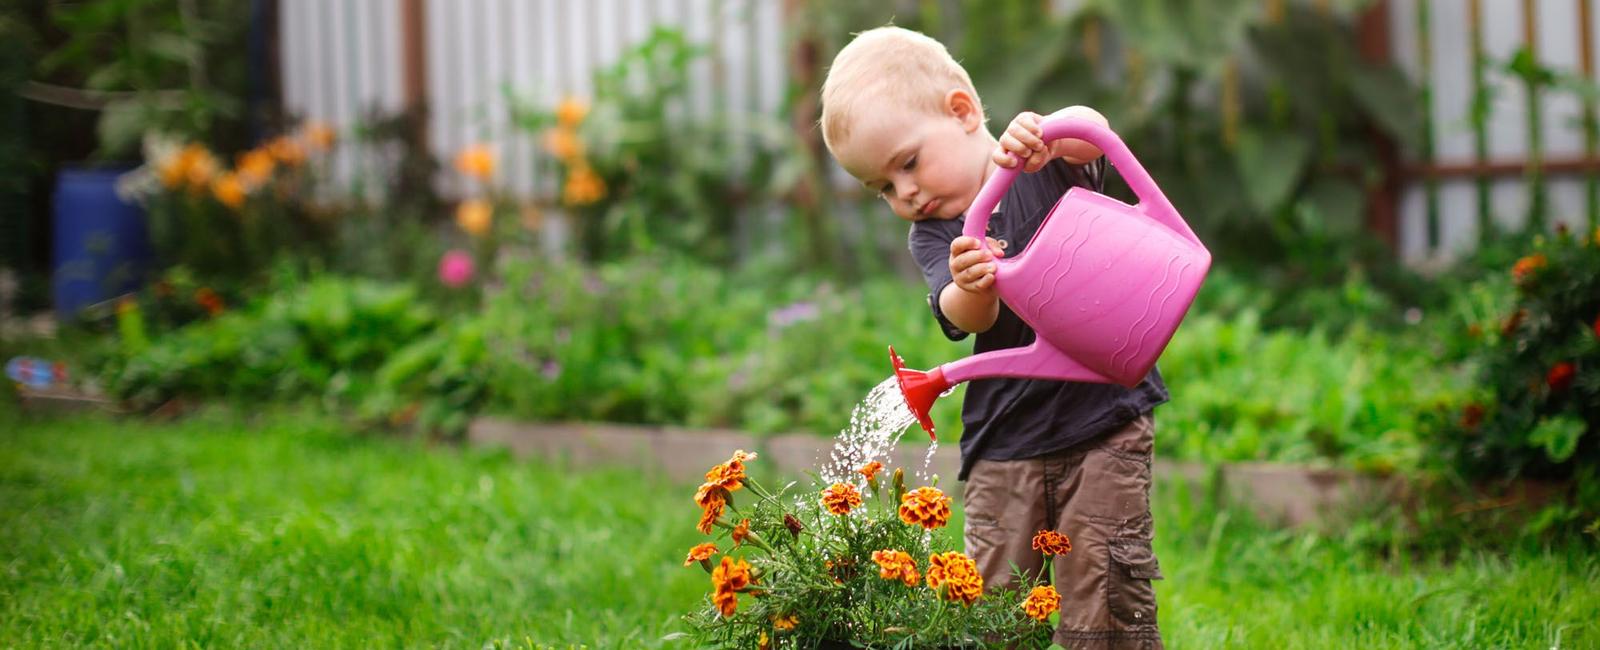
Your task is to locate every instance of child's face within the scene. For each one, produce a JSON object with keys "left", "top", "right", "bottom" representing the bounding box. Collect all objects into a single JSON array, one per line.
[{"left": 834, "top": 92, "right": 991, "bottom": 222}]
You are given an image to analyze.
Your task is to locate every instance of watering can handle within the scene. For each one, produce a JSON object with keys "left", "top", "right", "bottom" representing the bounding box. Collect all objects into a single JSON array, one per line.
[{"left": 961, "top": 116, "right": 1201, "bottom": 250}]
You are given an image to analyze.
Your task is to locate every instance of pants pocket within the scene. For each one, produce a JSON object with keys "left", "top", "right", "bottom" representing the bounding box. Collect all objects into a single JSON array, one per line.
[{"left": 1106, "top": 537, "right": 1163, "bottom": 627}]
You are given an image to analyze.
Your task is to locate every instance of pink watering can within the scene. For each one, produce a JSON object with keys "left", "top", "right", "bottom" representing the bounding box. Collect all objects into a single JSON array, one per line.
[{"left": 891, "top": 116, "right": 1211, "bottom": 439}]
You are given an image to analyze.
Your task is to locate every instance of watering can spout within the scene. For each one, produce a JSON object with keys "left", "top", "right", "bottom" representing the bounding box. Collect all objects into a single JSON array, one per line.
[{"left": 890, "top": 346, "right": 949, "bottom": 441}]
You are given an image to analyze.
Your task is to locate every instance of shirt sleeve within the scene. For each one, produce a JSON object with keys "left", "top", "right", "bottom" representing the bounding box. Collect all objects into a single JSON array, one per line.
[{"left": 907, "top": 220, "right": 969, "bottom": 341}]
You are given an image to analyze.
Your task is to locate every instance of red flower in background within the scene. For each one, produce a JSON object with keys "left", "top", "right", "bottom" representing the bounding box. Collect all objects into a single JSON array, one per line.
[
  {"left": 1501, "top": 309, "right": 1527, "bottom": 337},
  {"left": 1547, "top": 362, "right": 1576, "bottom": 393},
  {"left": 1459, "top": 403, "right": 1485, "bottom": 429},
  {"left": 1593, "top": 314, "right": 1599, "bottom": 339},
  {"left": 1511, "top": 254, "right": 1547, "bottom": 287}
]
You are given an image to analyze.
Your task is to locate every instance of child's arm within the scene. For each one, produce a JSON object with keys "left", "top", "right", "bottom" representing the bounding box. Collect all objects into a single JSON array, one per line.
[
  {"left": 940, "top": 235, "right": 1004, "bottom": 333},
  {"left": 992, "top": 105, "right": 1110, "bottom": 172}
]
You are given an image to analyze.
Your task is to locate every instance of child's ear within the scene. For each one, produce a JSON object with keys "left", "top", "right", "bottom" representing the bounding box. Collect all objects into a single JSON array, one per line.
[{"left": 945, "top": 89, "right": 984, "bottom": 133}]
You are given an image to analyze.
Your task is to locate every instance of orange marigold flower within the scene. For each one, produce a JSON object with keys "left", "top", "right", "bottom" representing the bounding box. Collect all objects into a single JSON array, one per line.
[
  {"left": 157, "top": 143, "right": 206, "bottom": 189},
  {"left": 772, "top": 614, "right": 798, "bottom": 631},
  {"left": 556, "top": 96, "right": 590, "bottom": 128},
  {"left": 1031, "top": 529, "right": 1072, "bottom": 556},
  {"left": 302, "top": 121, "right": 337, "bottom": 150},
  {"left": 211, "top": 173, "right": 246, "bottom": 211},
  {"left": 697, "top": 497, "right": 725, "bottom": 535},
  {"left": 562, "top": 164, "right": 606, "bottom": 206},
  {"left": 181, "top": 146, "right": 219, "bottom": 192},
  {"left": 455, "top": 198, "right": 493, "bottom": 236},
  {"left": 542, "top": 127, "right": 582, "bottom": 162},
  {"left": 925, "top": 551, "right": 983, "bottom": 605},
  {"left": 1511, "top": 253, "right": 1547, "bottom": 287},
  {"left": 235, "top": 148, "right": 276, "bottom": 188},
  {"left": 684, "top": 542, "right": 718, "bottom": 567},
  {"left": 454, "top": 143, "right": 496, "bottom": 180},
  {"left": 1548, "top": 362, "right": 1576, "bottom": 393},
  {"left": 871, "top": 549, "right": 920, "bottom": 587},
  {"left": 731, "top": 519, "right": 751, "bottom": 546},
  {"left": 710, "top": 556, "right": 754, "bottom": 617},
  {"left": 758, "top": 631, "right": 770, "bottom": 650},
  {"left": 857, "top": 461, "right": 883, "bottom": 481},
  {"left": 898, "top": 486, "right": 952, "bottom": 529},
  {"left": 1022, "top": 584, "right": 1061, "bottom": 621},
  {"left": 821, "top": 482, "right": 863, "bottom": 515},
  {"left": 266, "top": 136, "right": 306, "bottom": 166}
]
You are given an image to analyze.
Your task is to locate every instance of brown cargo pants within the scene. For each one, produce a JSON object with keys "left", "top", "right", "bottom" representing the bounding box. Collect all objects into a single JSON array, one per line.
[{"left": 963, "top": 415, "right": 1164, "bottom": 649}]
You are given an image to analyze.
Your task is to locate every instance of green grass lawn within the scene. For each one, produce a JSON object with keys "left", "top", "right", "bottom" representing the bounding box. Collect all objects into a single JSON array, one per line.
[{"left": 2, "top": 409, "right": 1596, "bottom": 648}]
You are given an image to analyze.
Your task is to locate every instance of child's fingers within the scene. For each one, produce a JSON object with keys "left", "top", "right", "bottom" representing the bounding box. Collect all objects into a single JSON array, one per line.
[
  {"left": 985, "top": 237, "right": 1006, "bottom": 258},
  {"left": 950, "top": 236, "right": 981, "bottom": 256},
  {"left": 1008, "top": 118, "right": 1045, "bottom": 153},
  {"left": 991, "top": 146, "right": 1018, "bottom": 168}
]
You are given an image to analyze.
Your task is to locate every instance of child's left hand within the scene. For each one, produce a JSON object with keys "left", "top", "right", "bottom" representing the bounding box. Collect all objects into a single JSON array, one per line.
[{"left": 993, "top": 106, "right": 1110, "bottom": 172}]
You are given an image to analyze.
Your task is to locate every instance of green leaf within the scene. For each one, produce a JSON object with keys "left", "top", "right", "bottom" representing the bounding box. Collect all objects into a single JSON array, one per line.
[
  {"left": 1347, "top": 65, "right": 1425, "bottom": 151},
  {"left": 1528, "top": 415, "right": 1585, "bottom": 463},
  {"left": 1233, "top": 127, "right": 1312, "bottom": 214}
]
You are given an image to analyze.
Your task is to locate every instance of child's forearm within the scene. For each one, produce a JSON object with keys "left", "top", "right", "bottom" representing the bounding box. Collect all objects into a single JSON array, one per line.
[{"left": 938, "top": 282, "right": 1000, "bottom": 334}]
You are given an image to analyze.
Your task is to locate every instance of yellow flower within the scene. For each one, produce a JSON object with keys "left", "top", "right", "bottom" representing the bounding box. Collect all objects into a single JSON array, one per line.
[
  {"left": 758, "top": 631, "right": 770, "bottom": 650},
  {"left": 684, "top": 542, "right": 718, "bottom": 567},
  {"left": 1022, "top": 584, "right": 1061, "bottom": 621},
  {"left": 772, "top": 614, "right": 798, "bottom": 631},
  {"left": 542, "top": 127, "right": 582, "bottom": 162},
  {"left": 302, "top": 121, "right": 337, "bottom": 150},
  {"left": 556, "top": 96, "right": 589, "bottom": 128},
  {"left": 871, "top": 549, "right": 920, "bottom": 587},
  {"left": 562, "top": 164, "right": 606, "bottom": 206},
  {"left": 925, "top": 551, "right": 982, "bottom": 606},
  {"left": 455, "top": 143, "right": 496, "bottom": 180},
  {"left": 267, "top": 136, "right": 307, "bottom": 166},
  {"left": 235, "top": 148, "right": 276, "bottom": 188},
  {"left": 1031, "top": 529, "right": 1072, "bottom": 556},
  {"left": 898, "top": 486, "right": 952, "bottom": 530},
  {"left": 821, "top": 482, "right": 863, "bottom": 515},
  {"left": 211, "top": 172, "right": 246, "bottom": 210},
  {"left": 455, "top": 198, "right": 494, "bottom": 236}
]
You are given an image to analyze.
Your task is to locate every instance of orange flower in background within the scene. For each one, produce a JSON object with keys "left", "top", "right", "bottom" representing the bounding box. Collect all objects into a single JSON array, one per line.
[
  {"left": 182, "top": 147, "right": 219, "bottom": 192},
  {"left": 821, "top": 482, "right": 863, "bottom": 515},
  {"left": 1022, "top": 584, "right": 1061, "bottom": 621},
  {"left": 710, "top": 556, "right": 755, "bottom": 617},
  {"left": 1547, "top": 362, "right": 1576, "bottom": 393},
  {"left": 856, "top": 461, "right": 883, "bottom": 481},
  {"left": 556, "top": 96, "right": 589, "bottom": 128},
  {"left": 562, "top": 164, "right": 606, "bottom": 206},
  {"left": 542, "top": 127, "right": 582, "bottom": 162},
  {"left": 731, "top": 519, "right": 751, "bottom": 546},
  {"left": 1501, "top": 309, "right": 1527, "bottom": 337},
  {"left": 1511, "top": 253, "right": 1547, "bottom": 286},
  {"left": 1031, "top": 529, "right": 1072, "bottom": 556},
  {"left": 871, "top": 549, "right": 920, "bottom": 587},
  {"left": 211, "top": 173, "right": 246, "bottom": 210},
  {"left": 267, "top": 135, "right": 307, "bottom": 166},
  {"left": 159, "top": 143, "right": 213, "bottom": 190},
  {"left": 455, "top": 198, "right": 493, "bottom": 236},
  {"left": 302, "top": 121, "right": 337, "bottom": 150},
  {"left": 925, "top": 551, "right": 982, "bottom": 605},
  {"left": 772, "top": 614, "right": 798, "bottom": 631},
  {"left": 194, "top": 287, "right": 225, "bottom": 316},
  {"left": 898, "top": 486, "right": 952, "bottom": 530},
  {"left": 235, "top": 148, "right": 276, "bottom": 188},
  {"left": 455, "top": 144, "right": 496, "bottom": 180},
  {"left": 1460, "top": 403, "right": 1486, "bottom": 430},
  {"left": 684, "top": 542, "right": 718, "bottom": 567}
]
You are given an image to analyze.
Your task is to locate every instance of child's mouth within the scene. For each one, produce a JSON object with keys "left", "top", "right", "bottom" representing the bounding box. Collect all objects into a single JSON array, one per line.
[{"left": 919, "top": 199, "right": 940, "bottom": 216}]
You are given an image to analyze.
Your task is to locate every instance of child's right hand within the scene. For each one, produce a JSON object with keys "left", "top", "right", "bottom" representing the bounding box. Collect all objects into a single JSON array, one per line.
[{"left": 949, "top": 235, "right": 1006, "bottom": 293}]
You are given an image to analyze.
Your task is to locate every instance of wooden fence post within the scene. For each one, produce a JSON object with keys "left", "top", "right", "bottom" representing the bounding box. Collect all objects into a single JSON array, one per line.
[{"left": 1358, "top": 0, "right": 1401, "bottom": 251}]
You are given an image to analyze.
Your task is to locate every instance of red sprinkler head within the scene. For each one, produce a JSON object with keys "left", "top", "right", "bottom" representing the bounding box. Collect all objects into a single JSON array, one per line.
[{"left": 889, "top": 345, "right": 950, "bottom": 441}]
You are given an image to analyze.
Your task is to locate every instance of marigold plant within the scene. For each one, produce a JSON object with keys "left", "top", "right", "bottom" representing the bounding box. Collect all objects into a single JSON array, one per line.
[{"left": 680, "top": 448, "right": 1057, "bottom": 648}]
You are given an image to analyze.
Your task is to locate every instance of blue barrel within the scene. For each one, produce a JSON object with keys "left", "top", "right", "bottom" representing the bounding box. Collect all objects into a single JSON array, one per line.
[{"left": 52, "top": 167, "right": 150, "bottom": 318}]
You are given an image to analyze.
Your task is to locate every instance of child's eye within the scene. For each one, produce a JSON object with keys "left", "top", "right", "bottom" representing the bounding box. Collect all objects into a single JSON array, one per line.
[
  {"left": 903, "top": 155, "right": 917, "bottom": 171},
  {"left": 878, "top": 183, "right": 894, "bottom": 197}
]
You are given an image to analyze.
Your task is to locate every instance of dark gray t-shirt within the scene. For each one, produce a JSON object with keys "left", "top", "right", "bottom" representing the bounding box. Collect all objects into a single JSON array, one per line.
[{"left": 908, "top": 157, "right": 1170, "bottom": 482}]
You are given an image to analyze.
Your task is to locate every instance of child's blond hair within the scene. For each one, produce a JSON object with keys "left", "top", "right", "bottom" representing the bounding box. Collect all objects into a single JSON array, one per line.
[{"left": 820, "top": 26, "right": 982, "bottom": 155}]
